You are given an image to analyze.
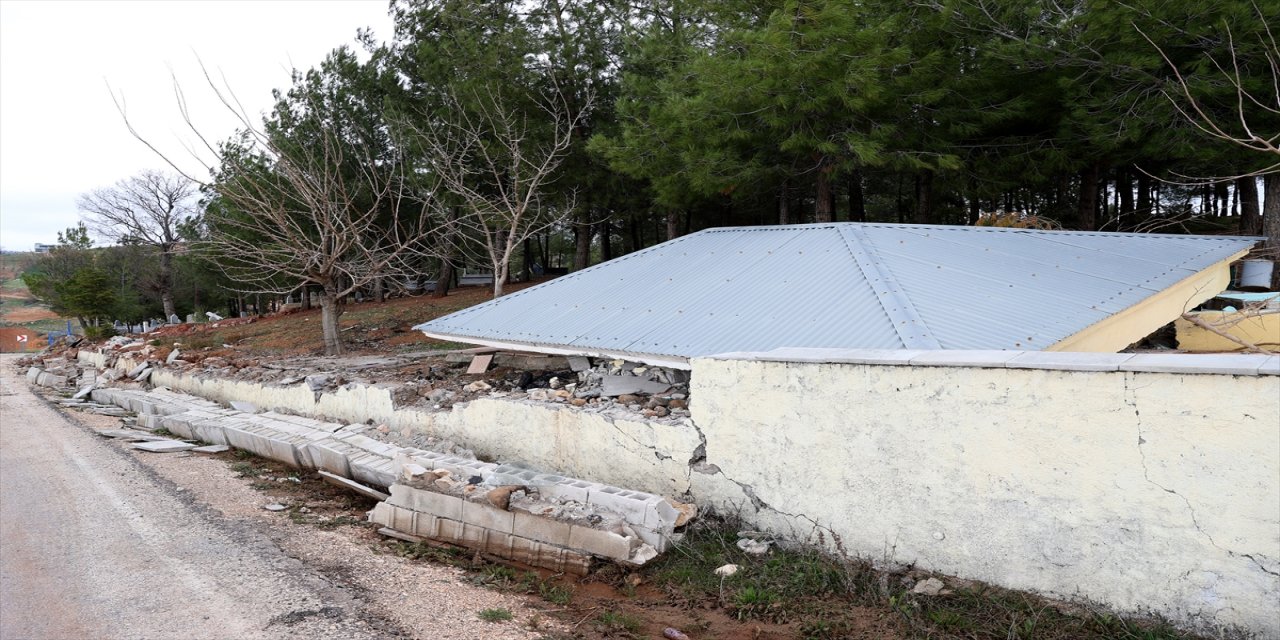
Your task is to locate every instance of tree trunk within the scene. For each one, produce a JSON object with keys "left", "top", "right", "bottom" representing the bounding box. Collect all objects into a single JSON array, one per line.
[
  {"left": 158, "top": 250, "right": 176, "bottom": 320},
  {"left": 968, "top": 195, "right": 980, "bottom": 225},
  {"left": 318, "top": 286, "right": 343, "bottom": 356},
  {"left": 1263, "top": 174, "right": 1280, "bottom": 290},
  {"left": 778, "top": 181, "right": 791, "bottom": 225},
  {"left": 1216, "top": 182, "right": 1230, "bottom": 218},
  {"left": 523, "top": 237, "right": 533, "bottom": 281},
  {"left": 1118, "top": 168, "right": 1134, "bottom": 229},
  {"left": 573, "top": 219, "right": 592, "bottom": 271},
  {"left": 895, "top": 175, "right": 905, "bottom": 224},
  {"left": 372, "top": 276, "right": 385, "bottom": 303},
  {"left": 849, "top": 168, "right": 866, "bottom": 222},
  {"left": 814, "top": 165, "right": 835, "bottom": 222},
  {"left": 666, "top": 211, "right": 680, "bottom": 240},
  {"left": 914, "top": 172, "right": 933, "bottom": 224},
  {"left": 433, "top": 207, "right": 459, "bottom": 299},
  {"left": 598, "top": 221, "right": 613, "bottom": 262},
  {"left": 1135, "top": 172, "right": 1152, "bottom": 226},
  {"left": 1077, "top": 165, "right": 1098, "bottom": 231},
  {"left": 433, "top": 257, "right": 454, "bottom": 299},
  {"left": 1239, "top": 177, "right": 1261, "bottom": 235}
]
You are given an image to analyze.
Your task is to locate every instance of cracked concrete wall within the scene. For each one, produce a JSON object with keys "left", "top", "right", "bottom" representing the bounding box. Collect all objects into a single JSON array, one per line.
[{"left": 689, "top": 358, "right": 1280, "bottom": 635}]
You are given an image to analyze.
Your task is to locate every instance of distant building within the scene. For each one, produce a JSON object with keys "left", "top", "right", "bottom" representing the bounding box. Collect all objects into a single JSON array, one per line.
[{"left": 33, "top": 243, "right": 56, "bottom": 253}]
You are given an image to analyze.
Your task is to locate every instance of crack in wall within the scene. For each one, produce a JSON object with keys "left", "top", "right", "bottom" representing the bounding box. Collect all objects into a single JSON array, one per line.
[
  {"left": 1126, "top": 372, "right": 1222, "bottom": 551},
  {"left": 1123, "top": 372, "right": 1277, "bottom": 582}
]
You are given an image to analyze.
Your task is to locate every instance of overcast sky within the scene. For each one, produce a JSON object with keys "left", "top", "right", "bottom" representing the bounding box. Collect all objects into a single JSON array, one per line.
[{"left": 0, "top": 0, "right": 394, "bottom": 252}]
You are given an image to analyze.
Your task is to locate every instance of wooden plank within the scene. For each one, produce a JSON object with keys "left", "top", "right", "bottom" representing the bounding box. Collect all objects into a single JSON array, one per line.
[{"left": 466, "top": 354, "right": 494, "bottom": 374}]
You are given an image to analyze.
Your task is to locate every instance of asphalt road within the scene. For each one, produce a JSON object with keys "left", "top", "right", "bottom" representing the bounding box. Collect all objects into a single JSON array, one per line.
[{"left": 0, "top": 355, "right": 391, "bottom": 640}]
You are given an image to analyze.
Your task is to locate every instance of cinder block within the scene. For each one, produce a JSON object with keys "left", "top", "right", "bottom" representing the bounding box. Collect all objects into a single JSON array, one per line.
[
  {"left": 537, "top": 477, "right": 590, "bottom": 503},
  {"left": 485, "top": 531, "right": 514, "bottom": 556},
  {"left": 513, "top": 510, "right": 572, "bottom": 547},
  {"left": 305, "top": 438, "right": 354, "bottom": 478},
  {"left": 159, "top": 415, "right": 195, "bottom": 439},
  {"left": 190, "top": 419, "right": 230, "bottom": 446},
  {"left": 392, "top": 504, "right": 415, "bottom": 532},
  {"left": 412, "top": 512, "right": 440, "bottom": 538},
  {"left": 388, "top": 485, "right": 463, "bottom": 520},
  {"left": 569, "top": 526, "right": 633, "bottom": 561},
  {"left": 462, "top": 499, "right": 515, "bottom": 533},
  {"left": 459, "top": 523, "right": 490, "bottom": 550},
  {"left": 368, "top": 502, "right": 396, "bottom": 527},
  {"left": 435, "top": 518, "right": 463, "bottom": 542},
  {"left": 643, "top": 497, "right": 681, "bottom": 532},
  {"left": 587, "top": 486, "right": 650, "bottom": 525}
]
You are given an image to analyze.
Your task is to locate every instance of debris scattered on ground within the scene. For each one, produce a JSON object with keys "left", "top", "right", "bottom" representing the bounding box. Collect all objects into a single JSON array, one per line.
[
  {"left": 912, "top": 577, "right": 946, "bottom": 596},
  {"left": 736, "top": 537, "right": 771, "bottom": 555},
  {"left": 714, "top": 563, "right": 740, "bottom": 577},
  {"left": 263, "top": 503, "right": 288, "bottom": 512},
  {"left": 192, "top": 444, "right": 232, "bottom": 454}
]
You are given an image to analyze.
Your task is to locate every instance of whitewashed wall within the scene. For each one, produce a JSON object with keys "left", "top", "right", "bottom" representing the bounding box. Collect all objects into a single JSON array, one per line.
[{"left": 89, "top": 349, "right": 1279, "bottom": 634}]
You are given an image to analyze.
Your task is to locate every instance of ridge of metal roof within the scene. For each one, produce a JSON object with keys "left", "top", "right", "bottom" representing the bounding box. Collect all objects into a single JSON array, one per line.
[{"left": 416, "top": 223, "right": 1262, "bottom": 365}]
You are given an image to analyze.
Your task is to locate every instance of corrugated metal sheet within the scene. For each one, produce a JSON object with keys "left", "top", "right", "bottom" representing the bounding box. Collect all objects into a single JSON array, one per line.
[{"left": 416, "top": 223, "right": 1260, "bottom": 364}]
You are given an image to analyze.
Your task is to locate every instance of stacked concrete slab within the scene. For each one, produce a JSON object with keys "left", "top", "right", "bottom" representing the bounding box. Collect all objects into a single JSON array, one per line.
[{"left": 29, "top": 367, "right": 690, "bottom": 570}]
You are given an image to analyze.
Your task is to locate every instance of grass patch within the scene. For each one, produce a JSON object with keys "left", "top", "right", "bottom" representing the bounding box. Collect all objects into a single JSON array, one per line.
[
  {"left": 645, "top": 519, "right": 1200, "bottom": 639},
  {"left": 388, "top": 539, "right": 466, "bottom": 565},
  {"left": 477, "top": 608, "right": 513, "bottom": 623},
  {"left": 595, "top": 609, "right": 644, "bottom": 635},
  {"left": 538, "top": 581, "right": 573, "bottom": 605},
  {"left": 230, "top": 461, "right": 261, "bottom": 477}
]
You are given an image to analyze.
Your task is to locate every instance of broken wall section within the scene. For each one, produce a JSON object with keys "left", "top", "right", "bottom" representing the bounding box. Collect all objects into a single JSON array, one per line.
[{"left": 689, "top": 351, "right": 1280, "bottom": 636}]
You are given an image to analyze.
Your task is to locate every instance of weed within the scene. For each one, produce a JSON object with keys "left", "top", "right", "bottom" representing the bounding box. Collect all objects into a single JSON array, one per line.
[
  {"left": 538, "top": 581, "right": 572, "bottom": 605},
  {"left": 595, "top": 610, "right": 644, "bottom": 635},
  {"left": 250, "top": 480, "right": 275, "bottom": 491},
  {"left": 477, "top": 608, "right": 513, "bottom": 623},
  {"left": 389, "top": 540, "right": 464, "bottom": 564},
  {"left": 152, "top": 428, "right": 174, "bottom": 437},
  {"left": 230, "top": 461, "right": 260, "bottom": 477},
  {"left": 798, "top": 617, "right": 852, "bottom": 640},
  {"left": 312, "top": 515, "right": 361, "bottom": 530},
  {"left": 731, "top": 585, "right": 780, "bottom": 621},
  {"left": 233, "top": 449, "right": 257, "bottom": 461}
]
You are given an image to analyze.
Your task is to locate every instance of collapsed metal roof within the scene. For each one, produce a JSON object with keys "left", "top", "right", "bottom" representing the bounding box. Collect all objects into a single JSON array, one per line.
[{"left": 416, "top": 223, "right": 1260, "bottom": 368}]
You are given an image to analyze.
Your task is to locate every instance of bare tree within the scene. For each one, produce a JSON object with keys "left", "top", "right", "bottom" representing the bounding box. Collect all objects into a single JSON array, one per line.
[
  {"left": 1141, "top": 9, "right": 1280, "bottom": 288},
  {"left": 399, "top": 85, "right": 592, "bottom": 297},
  {"left": 115, "top": 65, "right": 442, "bottom": 355},
  {"left": 77, "top": 170, "right": 194, "bottom": 320}
]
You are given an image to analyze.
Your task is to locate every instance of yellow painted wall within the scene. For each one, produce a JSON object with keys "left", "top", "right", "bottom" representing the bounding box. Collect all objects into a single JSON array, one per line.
[{"left": 1176, "top": 311, "right": 1280, "bottom": 352}]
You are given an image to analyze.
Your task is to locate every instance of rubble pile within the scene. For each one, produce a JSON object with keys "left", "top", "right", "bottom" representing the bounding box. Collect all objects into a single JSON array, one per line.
[{"left": 25, "top": 361, "right": 696, "bottom": 573}]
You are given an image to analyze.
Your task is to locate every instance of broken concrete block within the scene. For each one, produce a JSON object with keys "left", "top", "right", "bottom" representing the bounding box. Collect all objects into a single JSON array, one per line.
[
  {"left": 569, "top": 525, "right": 633, "bottom": 561},
  {"left": 133, "top": 440, "right": 198, "bottom": 453},
  {"left": 462, "top": 499, "right": 515, "bottom": 533},
  {"left": 388, "top": 484, "right": 463, "bottom": 520},
  {"left": 133, "top": 368, "right": 152, "bottom": 383},
  {"left": 513, "top": 509, "right": 572, "bottom": 547},
  {"left": 166, "top": 349, "right": 180, "bottom": 365},
  {"left": 127, "top": 363, "right": 149, "bottom": 378},
  {"left": 318, "top": 469, "right": 390, "bottom": 501},
  {"left": 601, "top": 376, "right": 673, "bottom": 397},
  {"left": 72, "top": 385, "right": 96, "bottom": 400},
  {"left": 191, "top": 444, "right": 231, "bottom": 454},
  {"left": 912, "top": 577, "right": 945, "bottom": 596},
  {"left": 568, "top": 356, "right": 592, "bottom": 372}
]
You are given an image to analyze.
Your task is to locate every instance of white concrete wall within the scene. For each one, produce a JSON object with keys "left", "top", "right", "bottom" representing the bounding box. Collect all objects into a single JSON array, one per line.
[
  {"left": 87, "top": 349, "right": 1279, "bottom": 634},
  {"left": 690, "top": 352, "right": 1279, "bottom": 636}
]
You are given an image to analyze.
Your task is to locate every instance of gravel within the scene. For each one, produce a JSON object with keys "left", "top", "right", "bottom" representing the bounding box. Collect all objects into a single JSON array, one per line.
[{"left": 1, "top": 354, "right": 557, "bottom": 640}]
